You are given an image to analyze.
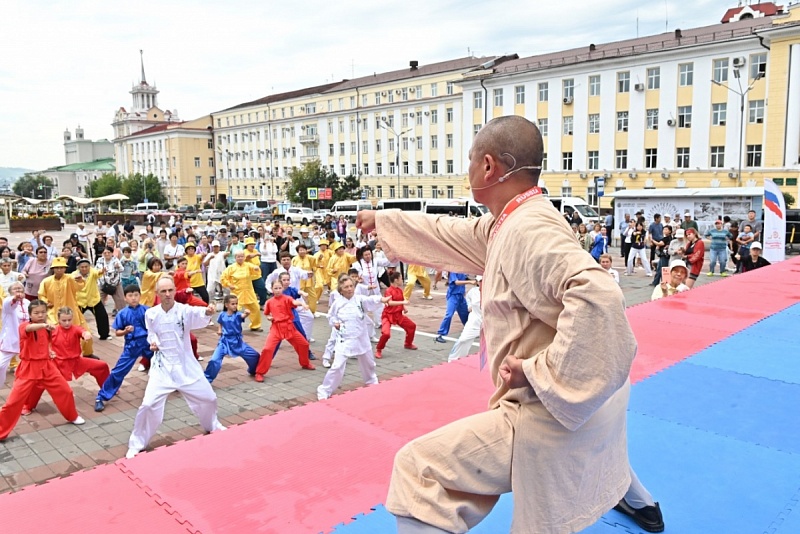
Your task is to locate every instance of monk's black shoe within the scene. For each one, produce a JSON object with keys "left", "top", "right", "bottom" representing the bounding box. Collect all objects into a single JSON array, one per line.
[{"left": 613, "top": 500, "right": 664, "bottom": 533}]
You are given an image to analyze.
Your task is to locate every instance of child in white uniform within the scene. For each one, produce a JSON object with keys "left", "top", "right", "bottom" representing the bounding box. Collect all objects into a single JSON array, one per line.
[
  {"left": 317, "top": 274, "right": 389, "bottom": 400},
  {"left": 447, "top": 276, "right": 483, "bottom": 362},
  {"left": 0, "top": 283, "right": 28, "bottom": 384}
]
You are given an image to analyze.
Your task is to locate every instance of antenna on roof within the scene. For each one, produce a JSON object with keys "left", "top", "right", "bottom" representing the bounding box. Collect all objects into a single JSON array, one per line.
[{"left": 664, "top": 0, "right": 668, "bottom": 32}]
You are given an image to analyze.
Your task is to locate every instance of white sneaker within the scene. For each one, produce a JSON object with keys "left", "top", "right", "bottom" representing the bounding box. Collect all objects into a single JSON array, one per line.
[
  {"left": 197, "top": 356, "right": 204, "bottom": 361},
  {"left": 125, "top": 448, "right": 139, "bottom": 459},
  {"left": 423, "top": 296, "right": 433, "bottom": 300},
  {"left": 137, "top": 364, "right": 146, "bottom": 372},
  {"left": 309, "top": 338, "right": 315, "bottom": 343},
  {"left": 371, "top": 336, "right": 380, "bottom": 343},
  {"left": 71, "top": 416, "right": 85, "bottom": 425},
  {"left": 323, "top": 359, "right": 331, "bottom": 368}
]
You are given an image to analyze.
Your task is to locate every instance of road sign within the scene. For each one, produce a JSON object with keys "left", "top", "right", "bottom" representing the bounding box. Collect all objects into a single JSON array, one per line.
[
  {"left": 319, "top": 188, "right": 331, "bottom": 200},
  {"left": 143, "top": 197, "right": 148, "bottom": 203},
  {"left": 596, "top": 177, "right": 605, "bottom": 197},
  {"left": 360, "top": 189, "right": 367, "bottom": 200},
  {"left": 307, "top": 187, "right": 318, "bottom": 200}
]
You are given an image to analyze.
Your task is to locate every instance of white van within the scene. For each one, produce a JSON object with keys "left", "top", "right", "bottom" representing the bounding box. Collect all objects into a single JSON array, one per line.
[
  {"left": 549, "top": 197, "right": 601, "bottom": 225},
  {"left": 134, "top": 202, "right": 159, "bottom": 212},
  {"left": 330, "top": 200, "right": 373, "bottom": 221},
  {"left": 232, "top": 200, "right": 270, "bottom": 212},
  {"left": 424, "top": 199, "right": 469, "bottom": 217},
  {"left": 376, "top": 199, "right": 426, "bottom": 212}
]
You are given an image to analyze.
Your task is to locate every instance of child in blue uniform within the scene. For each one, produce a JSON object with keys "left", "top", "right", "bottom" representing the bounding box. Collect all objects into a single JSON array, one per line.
[
  {"left": 94, "top": 285, "right": 152, "bottom": 411},
  {"left": 434, "top": 272, "right": 471, "bottom": 343},
  {"left": 205, "top": 295, "right": 260, "bottom": 383}
]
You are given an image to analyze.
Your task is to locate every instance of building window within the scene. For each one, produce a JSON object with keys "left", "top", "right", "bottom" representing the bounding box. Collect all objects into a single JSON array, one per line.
[
  {"left": 430, "top": 109, "right": 438, "bottom": 124},
  {"left": 617, "top": 111, "right": 629, "bottom": 132},
  {"left": 446, "top": 82, "right": 454, "bottom": 95},
  {"left": 363, "top": 163, "right": 369, "bottom": 175},
  {"left": 647, "top": 67, "right": 661, "bottom": 90},
  {"left": 362, "top": 141, "right": 368, "bottom": 154},
  {"left": 195, "top": 176, "right": 202, "bottom": 186},
  {"left": 515, "top": 85, "right": 525, "bottom": 104},
  {"left": 493, "top": 88, "right": 503, "bottom": 107},
  {"left": 589, "top": 75, "right": 601, "bottom": 96},
  {"left": 562, "top": 152, "right": 573, "bottom": 171},
  {"left": 389, "top": 185, "right": 396, "bottom": 198},
  {"left": 446, "top": 160, "right": 454, "bottom": 173},
  {"left": 561, "top": 185, "right": 573, "bottom": 197},
  {"left": 417, "top": 161, "right": 423, "bottom": 174},
  {"left": 712, "top": 103, "right": 727, "bottom": 126},
  {"left": 750, "top": 53, "right": 767, "bottom": 79},
  {"left": 402, "top": 185, "right": 409, "bottom": 198},
  {"left": 416, "top": 137, "right": 423, "bottom": 150},
  {"left": 563, "top": 79, "right": 574, "bottom": 100},
  {"left": 473, "top": 91, "right": 483, "bottom": 109},
  {"left": 748, "top": 100, "right": 765, "bottom": 123},
  {"left": 446, "top": 133, "right": 453, "bottom": 148},
  {"left": 446, "top": 108, "right": 453, "bottom": 122},
  {"left": 645, "top": 148, "right": 658, "bottom": 169},
  {"left": 615, "top": 149, "right": 628, "bottom": 169},
  {"left": 350, "top": 142, "right": 356, "bottom": 155},
  {"left": 209, "top": 176, "right": 215, "bottom": 186},
  {"left": 430, "top": 83, "right": 438, "bottom": 97},
  {"left": 710, "top": 146, "right": 725, "bottom": 168},
  {"left": 431, "top": 135, "right": 438, "bottom": 149},
  {"left": 713, "top": 58, "right": 729, "bottom": 83},
  {"left": 402, "top": 161, "right": 409, "bottom": 174},
  {"left": 563, "top": 116, "right": 574, "bottom": 135},
  {"left": 617, "top": 71, "right": 630, "bottom": 93},
  {"left": 538, "top": 118, "right": 548, "bottom": 136},
  {"left": 679, "top": 63, "right": 694, "bottom": 86},
  {"left": 746, "top": 144, "right": 763, "bottom": 167},
  {"left": 588, "top": 150, "right": 599, "bottom": 170},
  {"left": 678, "top": 106, "right": 692, "bottom": 128},
  {"left": 676, "top": 147, "right": 690, "bottom": 168},
  {"left": 389, "top": 161, "right": 396, "bottom": 175},
  {"left": 538, "top": 82, "right": 549, "bottom": 102},
  {"left": 194, "top": 157, "right": 200, "bottom": 167},
  {"left": 376, "top": 162, "right": 383, "bottom": 175},
  {"left": 376, "top": 186, "right": 382, "bottom": 198},
  {"left": 375, "top": 139, "right": 382, "bottom": 153},
  {"left": 588, "top": 113, "right": 600, "bottom": 134},
  {"left": 416, "top": 185, "right": 424, "bottom": 198},
  {"left": 446, "top": 185, "right": 454, "bottom": 199},
  {"left": 208, "top": 157, "right": 214, "bottom": 167},
  {"left": 431, "top": 186, "right": 439, "bottom": 199},
  {"left": 329, "top": 144, "right": 335, "bottom": 157},
  {"left": 646, "top": 108, "right": 659, "bottom": 130},
  {"left": 431, "top": 161, "right": 439, "bottom": 174}
]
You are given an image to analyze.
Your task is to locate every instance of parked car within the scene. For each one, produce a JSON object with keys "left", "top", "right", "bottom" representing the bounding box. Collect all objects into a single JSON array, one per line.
[
  {"left": 247, "top": 208, "right": 272, "bottom": 223},
  {"left": 284, "top": 207, "right": 316, "bottom": 226},
  {"left": 226, "top": 209, "right": 246, "bottom": 221},
  {"left": 314, "top": 209, "right": 331, "bottom": 221},
  {"left": 198, "top": 209, "right": 225, "bottom": 221},
  {"left": 177, "top": 205, "right": 196, "bottom": 215}
]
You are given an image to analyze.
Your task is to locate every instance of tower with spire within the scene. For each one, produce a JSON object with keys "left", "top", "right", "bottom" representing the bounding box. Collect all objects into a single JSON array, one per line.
[{"left": 130, "top": 49, "right": 160, "bottom": 112}]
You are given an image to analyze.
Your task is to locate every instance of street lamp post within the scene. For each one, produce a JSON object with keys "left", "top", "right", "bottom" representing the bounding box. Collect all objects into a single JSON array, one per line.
[
  {"left": 712, "top": 68, "right": 764, "bottom": 187},
  {"left": 379, "top": 120, "right": 413, "bottom": 198}
]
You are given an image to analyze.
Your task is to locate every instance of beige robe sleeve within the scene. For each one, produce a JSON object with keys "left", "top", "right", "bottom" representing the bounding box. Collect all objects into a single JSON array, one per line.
[{"left": 376, "top": 210, "right": 492, "bottom": 275}]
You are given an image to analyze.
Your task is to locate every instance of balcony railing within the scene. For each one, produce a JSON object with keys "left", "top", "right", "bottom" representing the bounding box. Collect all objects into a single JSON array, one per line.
[{"left": 299, "top": 134, "right": 319, "bottom": 144}]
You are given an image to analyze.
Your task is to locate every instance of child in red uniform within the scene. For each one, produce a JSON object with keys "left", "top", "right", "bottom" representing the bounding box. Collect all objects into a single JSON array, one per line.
[
  {"left": 255, "top": 279, "right": 313, "bottom": 381},
  {"left": 0, "top": 300, "right": 84, "bottom": 441},
  {"left": 23, "top": 307, "right": 111, "bottom": 413},
  {"left": 172, "top": 257, "right": 207, "bottom": 307},
  {"left": 375, "top": 272, "right": 418, "bottom": 359}
]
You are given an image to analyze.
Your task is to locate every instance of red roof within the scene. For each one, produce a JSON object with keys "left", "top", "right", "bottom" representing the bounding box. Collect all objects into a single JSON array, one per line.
[
  {"left": 126, "top": 122, "right": 179, "bottom": 137},
  {"left": 722, "top": 2, "right": 783, "bottom": 23}
]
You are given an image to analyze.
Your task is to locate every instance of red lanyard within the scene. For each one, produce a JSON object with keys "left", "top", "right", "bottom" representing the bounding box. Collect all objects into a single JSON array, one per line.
[{"left": 489, "top": 187, "right": 543, "bottom": 241}]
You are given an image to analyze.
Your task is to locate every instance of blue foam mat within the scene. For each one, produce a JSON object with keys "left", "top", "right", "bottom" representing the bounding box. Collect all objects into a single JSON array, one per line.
[
  {"left": 332, "top": 410, "right": 800, "bottom": 533},
  {"left": 730, "top": 311, "right": 799, "bottom": 343},
  {"left": 689, "top": 333, "right": 800, "bottom": 385},
  {"left": 629, "top": 361, "right": 800, "bottom": 455}
]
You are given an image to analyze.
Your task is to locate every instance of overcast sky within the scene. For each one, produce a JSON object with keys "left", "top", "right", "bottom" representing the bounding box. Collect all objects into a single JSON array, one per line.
[{"left": 1, "top": 0, "right": 743, "bottom": 170}]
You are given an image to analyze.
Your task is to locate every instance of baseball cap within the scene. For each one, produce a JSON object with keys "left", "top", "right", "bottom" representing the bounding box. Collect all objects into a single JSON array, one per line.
[
  {"left": 669, "top": 259, "right": 688, "bottom": 272},
  {"left": 684, "top": 211, "right": 692, "bottom": 217},
  {"left": 211, "top": 240, "right": 221, "bottom": 247},
  {"left": 751, "top": 241, "right": 763, "bottom": 249},
  {"left": 70, "top": 233, "right": 79, "bottom": 239}
]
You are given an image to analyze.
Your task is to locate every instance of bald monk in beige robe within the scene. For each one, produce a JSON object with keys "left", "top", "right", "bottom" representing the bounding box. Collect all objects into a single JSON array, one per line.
[{"left": 357, "top": 116, "right": 662, "bottom": 534}]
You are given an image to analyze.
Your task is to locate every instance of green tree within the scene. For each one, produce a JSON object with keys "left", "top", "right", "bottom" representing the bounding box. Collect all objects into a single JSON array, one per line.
[
  {"left": 121, "top": 173, "right": 166, "bottom": 206},
  {"left": 783, "top": 192, "right": 795, "bottom": 209},
  {"left": 13, "top": 174, "right": 53, "bottom": 199},
  {"left": 89, "top": 173, "right": 123, "bottom": 198},
  {"left": 285, "top": 161, "right": 363, "bottom": 207}
]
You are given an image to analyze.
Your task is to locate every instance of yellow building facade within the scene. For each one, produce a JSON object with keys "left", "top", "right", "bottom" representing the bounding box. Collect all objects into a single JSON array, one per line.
[
  {"left": 460, "top": 6, "right": 800, "bottom": 209},
  {"left": 212, "top": 56, "right": 517, "bottom": 204}
]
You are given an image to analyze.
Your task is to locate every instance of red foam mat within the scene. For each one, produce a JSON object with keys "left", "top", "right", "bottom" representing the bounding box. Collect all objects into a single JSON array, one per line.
[
  {"left": 118, "top": 402, "right": 407, "bottom": 534},
  {"left": 0, "top": 463, "right": 190, "bottom": 533}
]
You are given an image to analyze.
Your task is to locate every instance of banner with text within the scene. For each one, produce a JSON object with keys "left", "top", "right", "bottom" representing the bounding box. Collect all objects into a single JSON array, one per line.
[{"left": 763, "top": 179, "right": 786, "bottom": 263}]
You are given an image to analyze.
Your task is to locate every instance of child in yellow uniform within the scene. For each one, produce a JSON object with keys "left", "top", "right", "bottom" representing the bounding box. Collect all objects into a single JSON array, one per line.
[
  {"left": 403, "top": 264, "right": 433, "bottom": 301},
  {"left": 184, "top": 243, "right": 209, "bottom": 304},
  {"left": 326, "top": 242, "right": 356, "bottom": 292},
  {"left": 140, "top": 257, "right": 164, "bottom": 307},
  {"left": 314, "top": 240, "right": 332, "bottom": 297}
]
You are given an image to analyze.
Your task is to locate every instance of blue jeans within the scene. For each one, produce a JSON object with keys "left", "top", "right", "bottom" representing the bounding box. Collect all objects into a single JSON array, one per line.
[
  {"left": 437, "top": 294, "right": 469, "bottom": 336},
  {"left": 709, "top": 248, "right": 727, "bottom": 274}
]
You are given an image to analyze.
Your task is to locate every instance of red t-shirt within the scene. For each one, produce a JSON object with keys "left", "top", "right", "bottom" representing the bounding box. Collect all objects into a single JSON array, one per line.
[
  {"left": 52, "top": 325, "right": 85, "bottom": 360},
  {"left": 382, "top": 286, "right": 405, "bottom": 322},
  {"left": 16, "top": 322, "right": 55, "bottom": 380},
  {"left": 264, "top": 294, "right": 296, "bottom": 323}
]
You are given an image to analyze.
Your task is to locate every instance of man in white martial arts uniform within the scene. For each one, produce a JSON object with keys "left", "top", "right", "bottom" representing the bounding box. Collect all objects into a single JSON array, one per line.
[
  {"left": 126, "top": 277, "right": 225, "bottom": 459},
  {"left": 447, "top": 275, "right": 482, "bottom": 362}
]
